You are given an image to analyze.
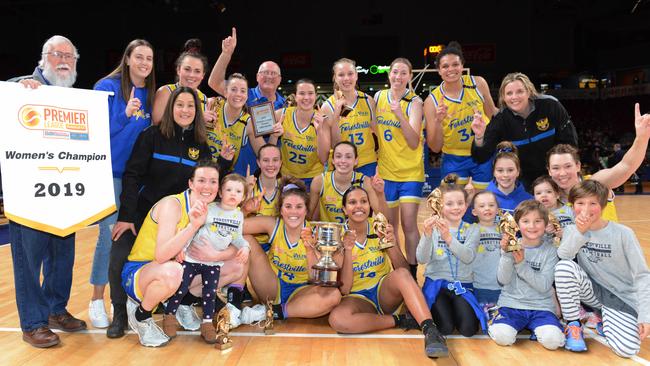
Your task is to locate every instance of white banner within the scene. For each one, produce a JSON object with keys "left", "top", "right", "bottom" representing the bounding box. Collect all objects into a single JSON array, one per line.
[{"left": 0, "top": 81, "right": 115, "bottom": 237}]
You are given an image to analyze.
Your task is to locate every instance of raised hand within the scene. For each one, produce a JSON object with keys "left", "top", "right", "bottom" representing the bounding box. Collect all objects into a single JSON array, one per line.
[
  {"left": 389, "top": 99, "right": 404, "bottom": 119},
  {"left": 470, "top": 108, "right": 487, "bottom": 140},
  {"left": 271, "top": 122, "right": 284, "bottom": 137},
  {"left": 189, "top": 200, "right": 208, "bottom": 229},
  {"left": 370, "top": 166, "right": 385, "bottom": 193},
  {"left": 575, "top": 210, "right": 592, "bottom": 234},
  {"left": 313, "top": 113, "right": 328, "bottom": 132},
  {"left": 220, "top": 142, "right": 235, "bottom": 161},
  {"left": 222, "top": 27, "right": 237, "bottom": 56},
  {"left": 635, "top": 103, "right": 650, "bottom": 141},
  {"left": 300, "top": 226, "right": 317, "bottom": 251},
  {"left": 125, "top": 87, "right": 142, "bottom": 118},
  {"left": 342, "top": 229, "right": 357, "bottom": 251},
  {"left": 434, "top": 100, "right": 448, "bottom": 122}
]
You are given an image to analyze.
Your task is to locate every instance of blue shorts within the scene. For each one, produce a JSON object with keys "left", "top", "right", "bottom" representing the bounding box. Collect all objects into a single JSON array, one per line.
[
  {"left": 347, "top": 275, "right": 389, "bottom": 314},
  {"left": 301, "top": 177, "right": 314, "bottom": 192},
  {"left": 121, "top": 261, "right": 149, "bottom": 303},
  {"left": 384, "top": 180, "right": 423, "bottom": 208},
  {"left": 474, "top": 288, "right": 501, "bottom": 305},
  {"left": 356, "top": 162, "right": 378, "bottom": 178},
  {"left": 441, "top": 153, "right": 493, "bottom": 188},
  {"left": 276, "top": 277, "right": 309, "bottom": 305},
  {"left": 490, "top": 307, "right": 562, "bottom": 331}
]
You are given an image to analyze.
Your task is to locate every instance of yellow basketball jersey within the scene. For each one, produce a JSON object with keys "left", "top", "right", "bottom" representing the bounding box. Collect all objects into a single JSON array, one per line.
[
  {"left": 375, "top": 89, "right": 424, "bottom": 182},
  {"left": 253, "top": 179, "right": 280, "bottom": 245},
  {"left": 319, "top": 171, "right": 365, "bottom": 224},
  {"left": 429, "top": 75, "right": 490, "bottom": 156},
  {"left": 279, "top": 107, "right": 324, "bottom": 179},
  {"left": 268, "top": 218, "right": 309, "bottom": 284},
  {"left": 349, "top": 219, "right": 392, "bottom": 292},
  {"left": 128, "top": 190, "right": 191, "bottom": 262},
  {"left": 164, "top": 83, "right": 208, "bottom": 111},
  {"left": 206, "top": 98, "right": 250, "bottom": 166},
  {"left": 323, "top": 91, "right": 376, "bottom": 168}
]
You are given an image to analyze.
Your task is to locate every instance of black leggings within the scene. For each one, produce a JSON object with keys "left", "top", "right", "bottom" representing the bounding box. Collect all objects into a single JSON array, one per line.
[
  {"left": 431, "top": 288, "right": 479, "bottom": 337},
  {"left": 165, "top": 261, "right": 221, "bottom": 320},
  {"left": 108, "top": 208, "right": 146, "bottom": 306}
]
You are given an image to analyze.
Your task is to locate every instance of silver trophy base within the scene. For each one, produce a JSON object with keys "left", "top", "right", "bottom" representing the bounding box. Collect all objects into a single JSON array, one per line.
[{"left": 309, "top": 265, "right": 341, "bottom": 287}]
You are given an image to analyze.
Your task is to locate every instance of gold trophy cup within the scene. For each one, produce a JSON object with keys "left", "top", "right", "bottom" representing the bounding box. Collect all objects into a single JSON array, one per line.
[
  {"left": 309, "top": 221, "right": 345, "bottom": 287},
  {"left": 213, "top": 306, "right": 232, "bottom": 350},
  {"left": 372, "top": 212, "right": 394, "bottom": 250},
  {"left": 499, "top": 210, "right": 521, "bottom": 252}
]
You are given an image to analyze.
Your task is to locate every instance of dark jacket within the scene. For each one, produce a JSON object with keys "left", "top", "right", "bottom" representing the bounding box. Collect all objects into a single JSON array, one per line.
[
  {"left": 7, "top": 67, "right": 50, "bottom": 85},
  {"left": 117, "top": 124, "right": 215, "bottom": 223},
  {"left": 472, "top": 96, "right": 578, "bottom": 187}
]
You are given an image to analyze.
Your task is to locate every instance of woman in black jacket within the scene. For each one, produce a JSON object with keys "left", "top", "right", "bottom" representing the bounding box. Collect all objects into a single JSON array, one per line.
[{"left": 471, "top": 72, "right": 578, "bottom": 188}]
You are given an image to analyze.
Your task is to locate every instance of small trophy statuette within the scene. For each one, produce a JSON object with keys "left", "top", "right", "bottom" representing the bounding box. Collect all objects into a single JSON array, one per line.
[
  {"left": 213, "top": 306, "right": 233, "bottom": 350},
  {"left": 427, "top": 188, "right": 443, "bottom": 219},
  {"left": 499, "top": 210, "right": 521, "bottom": 252},
  {"left": 548, "top": 213, "right": 561, "bottom": 246},
  {"left": 262, "top": 298, "right": 275, "bottom": 335},
  {"left": 372, "top": 212, "right": 394, "bottom": 250}
]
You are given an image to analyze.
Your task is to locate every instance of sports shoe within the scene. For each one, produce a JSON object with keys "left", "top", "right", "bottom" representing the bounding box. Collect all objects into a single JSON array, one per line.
[
  {"left": 176, "top": 304, "right": 200, "bottom": 331},
  {"left": 395, "top": 312, "right": 420, "bottom": 330},
  {"left": 200, "top": 322, "right": 217, "bottom": 344},
  {"left": 424, "top": 325, "right": 449, "bottom": 358},
  {"left": 89, "top": 299, "right": 110, "bottom": 328},
  {"left": 585, "top": 312, "right": 602, "bottom": 329},
  {"left": 163, "top": 314, "right": 179, "bottom": 338},
  {"left": 240, "top": 304, "right": 267, "bottom": 325},
  {"left": 126, "top": 299, "right": 170, "bottom": 347},
  {"left": 226, "top": 303, "right": 242, "bottom": 329},
  {"left": 564, "top": 321, "right": 587, "bottom": 352}
]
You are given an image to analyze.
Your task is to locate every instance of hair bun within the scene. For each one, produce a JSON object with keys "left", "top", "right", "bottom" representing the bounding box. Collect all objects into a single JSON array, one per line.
[{"left": 183, "top": 38, "right": 202, "bottom": 53}]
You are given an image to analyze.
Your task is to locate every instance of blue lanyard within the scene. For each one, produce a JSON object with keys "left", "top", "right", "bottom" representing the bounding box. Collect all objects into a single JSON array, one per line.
[{"left": 444, "top": 221, "right": 464, "bottom": 280}]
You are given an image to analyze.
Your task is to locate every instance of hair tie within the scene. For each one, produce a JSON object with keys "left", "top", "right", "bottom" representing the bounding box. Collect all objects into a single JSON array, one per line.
[
  {"left": 282, "top": 183, "right": 300, "bottom": 192},
  {"left": 498, "top": 147, "right": 513, "bottom": 153}
]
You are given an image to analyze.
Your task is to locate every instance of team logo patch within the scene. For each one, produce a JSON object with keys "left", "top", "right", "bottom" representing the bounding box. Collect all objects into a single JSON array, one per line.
[
  {"left": 536, "top": 118, "right": 549, "bottom": 131},
  {"left": 188, "top": 147, "right": 200, "bottom": 160}
]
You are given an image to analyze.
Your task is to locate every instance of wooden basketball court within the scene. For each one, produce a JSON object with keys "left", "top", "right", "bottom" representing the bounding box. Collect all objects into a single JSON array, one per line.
[{"left": 1, "top": 194, "right": 650, "bottom": 365}]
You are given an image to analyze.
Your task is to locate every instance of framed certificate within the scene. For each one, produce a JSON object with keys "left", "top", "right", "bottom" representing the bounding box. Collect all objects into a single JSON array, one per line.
[{"left": 249, "top": 101, "right": 276, "bottom": 137}]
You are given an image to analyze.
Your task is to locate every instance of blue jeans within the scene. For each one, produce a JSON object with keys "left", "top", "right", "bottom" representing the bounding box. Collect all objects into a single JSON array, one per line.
[
  {"left": 10, "top": 221, "right": 75, "bottom": 331},
  {"left": 90, "top": 178, "right": 121, "bottom": 285}
]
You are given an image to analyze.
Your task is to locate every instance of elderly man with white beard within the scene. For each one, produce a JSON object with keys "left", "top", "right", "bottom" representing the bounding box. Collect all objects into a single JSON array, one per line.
[{"left": 7, "top": 35, "right": 87, "bottom": 348}]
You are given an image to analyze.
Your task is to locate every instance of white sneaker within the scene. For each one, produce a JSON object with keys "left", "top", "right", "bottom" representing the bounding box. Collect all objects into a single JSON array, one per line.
[
  {"left": 88, "top": 299, "right": 110, "bottom": 328},
  {"left": 126, "top": 298, "right": 170, "bottom": 347},
  {"left": 176, "top": 304, "right": 200, "bottom": 331},
  {"left": 226, "top": 303, "right": 241, "bottom": 329},
  {"left": 240, "top": 304, "right": 267, "bottom": 325}
]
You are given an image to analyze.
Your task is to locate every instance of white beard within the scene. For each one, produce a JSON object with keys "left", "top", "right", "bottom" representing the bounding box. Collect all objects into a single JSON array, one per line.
[{"left": 42, "top": 62, "right": 77, "bottom": 87}]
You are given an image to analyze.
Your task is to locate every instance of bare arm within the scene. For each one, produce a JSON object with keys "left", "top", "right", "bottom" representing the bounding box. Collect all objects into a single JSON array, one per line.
[
  {"left": 154, "top": 198, "right": 206, "bottom": 263},
  {"left": 151, "top": 87, "right": 170, "bottom": 125},
  {"left": 592, "top": 103, "right": 650, "bottom": 188},
  {"left": 475, "top": 76, "right": 498, "bottom": 118},
  {"left": 242, "top": 215, "right": 277, "bottom": 236},
  {"left": 207, "top": 27, "right": 237, "bottom": 96},
  {"left": 394, "top": 98, "right": 423, "bottom": 150},
  {"left": 423, "top": 95, "right": 444, "bottom": 153},
  {"left": 308, "top": 174, "right": 323, "bottom": 221}
]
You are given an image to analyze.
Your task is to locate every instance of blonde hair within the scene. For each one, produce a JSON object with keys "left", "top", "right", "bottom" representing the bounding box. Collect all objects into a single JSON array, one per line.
[{"left": 498, "top": 72, "right": 538, "bottom": 109}]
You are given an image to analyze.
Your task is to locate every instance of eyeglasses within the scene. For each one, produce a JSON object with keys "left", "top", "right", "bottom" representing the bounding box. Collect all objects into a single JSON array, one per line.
[
  {"left": 258, "top": 70, "right": 280, "bottom": 77},
  {"left": 43, "top": 51, "right": 78, "bottom": 61}
]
